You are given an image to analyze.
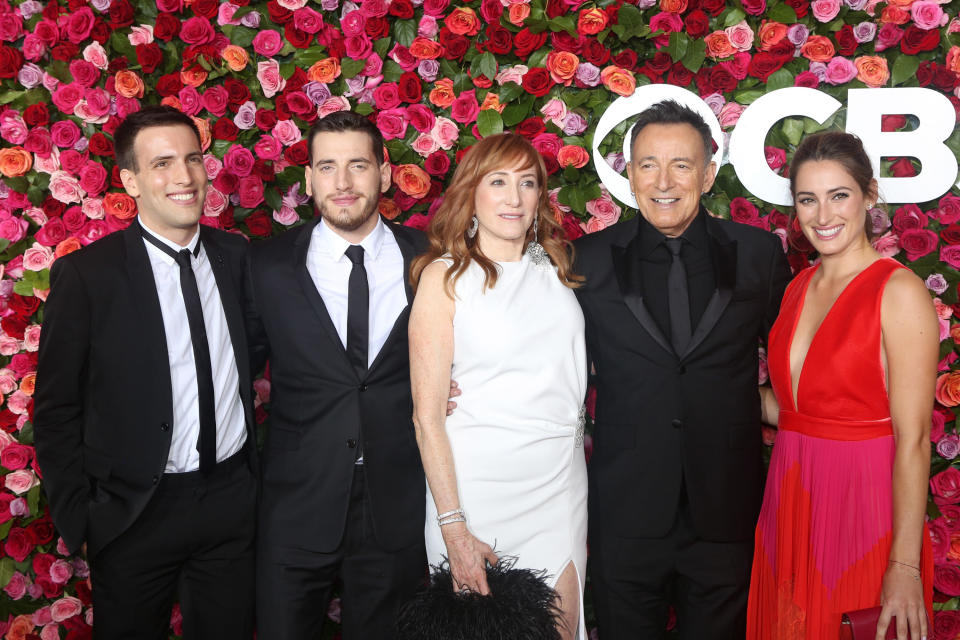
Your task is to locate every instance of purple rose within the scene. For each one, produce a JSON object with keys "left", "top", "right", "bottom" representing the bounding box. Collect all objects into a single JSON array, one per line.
[
  {"left": 937, "top": 433, "right": 960, "bottom": 459},
  {"left": 852, "top": 21, "right": 876, "bottom": 43}
]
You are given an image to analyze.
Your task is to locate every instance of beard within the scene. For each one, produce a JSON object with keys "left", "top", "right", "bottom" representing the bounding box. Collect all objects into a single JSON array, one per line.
[{"left": 317, "top": 193, "right": 380, "bottom": 233}]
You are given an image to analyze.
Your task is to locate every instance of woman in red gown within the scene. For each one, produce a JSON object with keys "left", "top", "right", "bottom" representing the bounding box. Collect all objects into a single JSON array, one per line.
[{"left": 746, "top": 131, "right": 936, "bottom": 640}]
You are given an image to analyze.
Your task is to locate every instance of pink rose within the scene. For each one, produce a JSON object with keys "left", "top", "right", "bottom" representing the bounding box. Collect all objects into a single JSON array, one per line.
[
  {"left": 582, "top": 216, "right": 608, "bottom": 234},
  {"left": 22, "top": 34, "right": 46, "bottom": 62},
  {"left": 892, "top": 203, "right": 929, "bottom": 233},
  {"left": 203, "top": 154, "right": 222, "bottom": 180},
  {"left": 23, "top": 243, "right": 54, "bottom": 271},
  {"left": 811, "top": 0, "right": 840, "bottom": 22},
  {"left": 899, "top": 228, "right": 938, "bottom": 261},
  {"left": 497, "top": 64, "right": 527, "bottom": 86},
  {"left": 930, "top": 518, "right": 951, "bottom": 561},
  {"left": 725, "top": 21, "right": 755, "bottom": 52},
  {"left": 179, "top": 17, "right": 215, "bottom": 45},
  {"left": 911, "top": 1, "right": 947, "bottom": 30},
  {"left": 253, "top": 135, "right": 281, "bottom": 161},
  {"left": 223, "top": 146, "right": 255, "bottom": 177},
  {"left": 127, "top": 25, "right": 154, "bottom": 46},
  {"left": 257, "top": 60, "right": 286, "bottom": 99},
  {"left": 450, "top": 90, "right": 480, "bottom": 125},
  {"left": 35, "top": 218, "right": 67, "bottom": 247},
  {"left": 730, "top": 197, "right": 762, "bottom": 226},
  {"left": 4, "top": 572, "right": 27, "bottom": 600},
  {"left": 65, "top": 7, "right": 95, "bottom": 44},
  {"left": 412, "top": 133, "right": 440, "bottom": 157},
  {"left": 376, "top": 109, "right": 408, "bottom": 141},
  {"left": 49, "top": 171, "right": 84, "bottom": 204},
  {"left": 824, "top": 57, "right": 858, "bottom": 85},
  {"left": 81, "top": 198, "right": 104, "bottom": 220},
  {"left": 586, "top": 195, "right": 622, "bottom": 225},
  {"left": 203, "top": 188, "right": 228, "bottom": 217},
  {"left": 201, "top": 86, "right": 229, "bottom": 117},
  {"left": 68, "top": 60, "right": 99, "bottom": 88},
  {"left": 51, "top": 83, "right": 84, "bottom": 115},
  {"left": 532, "top": 132, "right": 563, "bottom": 157},
  {"left": 6, "top": 469, "right": 37, "bottom": 495},
  {"left": 406, "top": 104, "right": 436, "bottom": 133},
  {"left": 934, "top": 610, "right": 960, "bottom": 640},
  {"left": 0, "top": 369, "right": 17, "bottom": 394},
  {"left": 360, "top": 0, "right": 389, "bottom": 18},
  {"left": 938, "top": 195, "right": 960, "bottom": 225},
  {"left": 272, "top": 206, "right": 299, "bottom": 226},
  {"left": 718, "top": 102, "right": 745, "bottom": 127},
  {"left": 252, "top": 30, "right": 283, "bottom": 57},
  {"left": 872, "top": 231, "right": 900, "bottom": 258},
  {"left": 341, "top": 11, "right": 366, "bottom": 36},
  {"left": 237, "top": 175, "right": 265, "bottom": 209},
  {"left": 293, "top": 7, "right": 323, "bottom": 33},
  {"left": 765, "top": 146, "right": 786, "bottom": 171},
  {"left": 50, "top": 121, "right": 81, "bottom": 149},
  {"left": 649, "top": 11, "right": 684, "bottom": 46},
  {"left": 23, "top": 325, "right": 40, "bottom": 352},
  {"left": 431, "top": 117, "right": 459, "bottom": 149},
  {"left": 875, "top": 23, "right": 903, "bottom": 52},
  {"left": 271, "top": 120, "right": 302, "bottom": 147},
  {"left": 178, "top": 86, "right": 201, "bottom": 117},
  {"left": 49, "top": 560, "right": 73, "bottom": 585},
  {"left": 0, "top": 12, "right": 22, "bottom": 42},
  {"left": 0, "top": 443, "right": 32, "bottom": 470},
  {"left": 49, "top": 596, "right": 82, "bottom": 623},
  {"left": 372, "top": 83, "right": 401, "bottom": 110},
  {"left": 540, "top": 98, "right": 568, "bottom": 127},
  {"left": 78, "top": 219, "right": 108, "bottom": 246},
  {"left": 78, "top": 163, "right": 107, "bottom": 196},
  {"left": 932, "top": 467, "right": 960, "bottom": 505},
  {"left": 940, "top": 245, "right": 960, "bottom": 269},
  {"left": 0, "top": 214, "right": 28, "bottom": 243},
  {"left": 82, "top": 42, "right": 109, "bottom": 71},
  {"left": 0, "top": 336, "right": 20, "bottom": 356}
]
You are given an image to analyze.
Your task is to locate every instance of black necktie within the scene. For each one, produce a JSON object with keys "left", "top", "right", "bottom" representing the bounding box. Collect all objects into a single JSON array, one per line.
[
  {"left": 665, "top": 237, "right": 691, "bottom": 356},
  {"left": 141, "top": 228, "right": 217, "bottom": 475},
  {"left": 345, "top": 245, "right": 368, "bottom": 379}
]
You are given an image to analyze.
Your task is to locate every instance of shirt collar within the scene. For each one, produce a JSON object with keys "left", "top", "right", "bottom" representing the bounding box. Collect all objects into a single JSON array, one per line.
[
  {"left": 315, "top": 216, "right": 386, "bottom": 262},
  {"left": 138, "top": 217, "right": 201, "bottom": 264},
  {"left": 636, "top": 206, "right": 708, "bottom": 257}
]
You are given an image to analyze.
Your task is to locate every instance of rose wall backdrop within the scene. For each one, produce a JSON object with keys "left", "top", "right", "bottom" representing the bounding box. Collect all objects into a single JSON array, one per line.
[{"left": 1, "top": 0, "right": 960, "bottom": 636}]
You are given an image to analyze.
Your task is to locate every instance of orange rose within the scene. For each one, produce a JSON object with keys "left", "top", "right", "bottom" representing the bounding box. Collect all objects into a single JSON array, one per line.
[
  {"left": 429, "top": 78, "right": 456, "bottom": 108},
  {"left": 936, "top": 371, "right": 960, "bottom": 407},
  {"left": 757, "top": 20, "right": 787, "bottom": 51},
  {"left": 885, "top": 0, "right": 912, "bottom": 7},
  {"left": 577, "top": 8, "right": 608, "bottom": 35},
  {"left": 114, "top": 70, "right": 144, "bottom": 98},
  {"left": 222, "top": 45, "right": 249, "bottom": 72},
  {"left": 704, "top": 31, "right": 736, "bottom": 59},
  {"left": 192, "top": 117, "right": 211, "bottom": 151},
  {"left": 508, "top": 4, "right": 530, "bottom": 26},
  {"left": 0, "top": 147, "right": 32, "bottom": 177},
  {"left": 103, "top": 192, "right": 138, "bottom": 220},
  {"left": 393, "top": 164, "right": 431, "bottom": 199},
  {"left": 600, "top": 66, "right": 636, "bottom": 97},
  {"left": 480, "top": 93, "right": 505, "bottom": 113},
  {"left": 409, "top": 37, "right": 443, "bottom": 60},
  {"left": 160, "top": 96, "right": 182, "bottom": 110},
  {"left": 180, "top": 65, "right": 208, "bottom": 88},
  {"left": 54, "top": 237, "right": 82, "bottom": 258},
  {"left": 557, "top": 145, "right": 590, "bottom": 169},
  {"left": 947, "top": 46, "right": 960, "bottom": 74},
  {"left": 5, "top": 615, "right": 33, "bottom": 640},
  {"left": 19, "top": 373, "right": 35, "bottom": 396},
  {"left": 308, "top": 58, "right": 341, "bottom": 84},
  {"left": 378, "top": 198, "right": 400, "bottom": 220},
  {"left": 855, "top": 56, "right": 889, "bottom": 88},
  {"left": 948, "top": 533, "right": 960, "bottom": 562},
  {"left": 444, "top": 7, "right": 480, "bottom": 36},
  {"left": 659, "top": 0, "right": 688, "bottom": 13},
  {"left": 546, "top": 51, "right": 579, "bottom": 86},
  {"left": 800, "top": 35, "right": 835, "bottom": 62},
  {"left": 880, "top": 4, "right": 910, "bottom": 24}
]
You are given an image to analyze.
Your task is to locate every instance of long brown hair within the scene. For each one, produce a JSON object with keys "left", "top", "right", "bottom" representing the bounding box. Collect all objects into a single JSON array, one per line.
[{"left": 410, "top": 133, "right": 581, "bottom": 293}]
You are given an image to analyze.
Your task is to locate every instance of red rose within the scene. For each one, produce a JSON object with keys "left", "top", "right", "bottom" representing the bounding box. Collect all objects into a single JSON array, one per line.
[
  {"left": 551, "top": 31, "right": 585, "bottom": 55},
  {"left": 741, "top": 0, "right": 766, "bottom": 15},
  {"left": 107, "top": 57, "right": 129, "bottom": 75},
  {"left": 701, "top": 0, "right": 725, "bottom": 15},
  {"left": 108, "top": 0, "right": 134, "bottom": 28},
  {"left": 28, "top": 516, "right": 55, "bottom": 545},
  {"left": 0, "top": 44, "right": 23, "bottom": 78},
  {"left": 36, "top": 574, "right": 64, "bottom": 599},
  {"left": 516, "top": 117, "right": 545, "bottom": 140},
  {"left": 546, "top": 0, "right": 565, "bottom": 17},
  {"left": 9, "top": 293, "right": 41, "bottom": 318},
  {"left": 253, "top": 159, "right": 273, "bottom": 183},
  {"left": 521, "top": 67, "right": 554, "bottom": 97},
  {"left": 5, "top": 527, "right": 32, "bottom": 562},
  {"left": 36, "top": 218, "right": 67, "bottom": 246},
  {"left": 901, "top": 26, "right": 940, "bottom": 55},
  {"left": 612, "top": 50, "right": 638, "bottom": 70},
  {"left": 932, "top": 467, "right": 960, "bottom": 504},
  {"left": 224, "top": 78, "right": 251, "bottom": 107},
  {"left": 561, "top": 213, "right": 584, "bottom": 240},
  {"left": 748, "top": 52, "right": 789, "bottom": 81},
  {"left": 485, "top": 24, "right": 513, "bottom": 56},
  {"left": 90, "top": 18, "right": 111, "bottom": 44},
  {"left": 439, "top": 28, "right": 469, "bottom": 60},
  {"left": 154, "top": 13, "right": 180, "bottom": 41},
  {"left": 267, "top": 0, "right": 293, "bottom": 23},
  {"left": 396, "top": 72, "right": 422, "bottom": 103},
  {"left": 365, "top": 16, "right": 390, "bottom": 39},
  {"left": 88, "top": 133, "right": 114, "bottom": 157},
  {"left": 389, "top": 0, "right": 414, "bottom": 18},
  {"left": 23, "top": 103, "right": 49, "bottom": 127},
  {"left": 943, "top": 225, "right": 960, "bottom": 245},
  {"left": 42, "top": 197, "right": 65, "bottom": 218},
  {"left": 784, "top": 0, "right": 809, "bottom": 16},
  {"left": 284, "top": 22, "right": 312, "bottom": 48},
  {"left": 136, "top": 43, "right": 163, "bottom": 74},
  {"left": 212, "top": 118, "right": 239, "bottom": 141},
  {"left": 582, "top": 39, "right": 611, "bottom": 66},
  {"left": 155, "top": 73, "right": 183, "bottom": 97},
  {"left": 424, "top": 150, "right": 450, "bottom": 177},
  {"left": 513, "top": 28, "right": 548, "bottom": 59},
  {"left": 667, "top": 63, "right": 693, "bottom": 87},
  {"left": 684, "top": 10, "right": 709, "bottom": 38},
  {"left": 899, "top": 228, "right": 939, "bottom": 261},
  {"left": 935, "top": 563, "right": 960, "bottom": 596},
  {"left": 284, "top": 140, "right": 309, "bottom": 166},
  {"left": 916, "top": 61, "right": 934, "bottom": 87},
  {"left": 3, "top": 315, "right": 27, "bottom": 340},
  {"left": 285, "top": 67, "right": 308, "bottom": 94},
  {"left": 192, "top": 0, "right": 219, "bottom": 18},
  {"left": 244, "top": 210, "right": 273, "bottom": 237},
  {"left": 934, "top": 611, "right": 960, "bottom": 639},
  {"left": 934, "top": 66, "right": 959, "bottom": 92},
  {"left": 889, "top": 157, "right": 917, "bottom": 177},
  {"left": 255, "top": 109, "right": 278, "bottom": 131},
  {"left": 480, "top": 0, "right": 503, "bottom": 22},
  {"left": 835, "top": 25, "right": 858, "bottom": 56},
  {"left": 213, "top": 171, "right": 238, "bottom": 195},
  {"left": 882, "top": 114, "right": 907, "bottom": 131}
]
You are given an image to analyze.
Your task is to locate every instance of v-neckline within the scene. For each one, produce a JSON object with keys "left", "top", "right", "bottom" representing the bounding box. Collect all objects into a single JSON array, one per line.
[{"left": 786, "top": 259, "right": 886, "bottom": 412}]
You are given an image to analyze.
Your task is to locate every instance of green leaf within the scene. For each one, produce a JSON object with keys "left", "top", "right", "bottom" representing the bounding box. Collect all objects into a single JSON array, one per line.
[
  {"left": 292, "top": 48, "right": 328, "bottom": 69},
  {"left": 781, "top": 117, "right": 805, "bottom": 146},
  {"left": 232, "top": 5, "right": 257, "bottom": 18},
  {"left": 2, "top": 176, "right": 27, "bottom": 193},
  {"left": 476, "top": 110, "right": 504, "bottom": 137},
  {"left": 498, "top": 82, "right": 525, "bottom": 104},
  {"left": 354, "top": 102, "right": 374, "bottom": 116},
  {"left": 212, "top": 139, "right": 234, "bottom": 157},
  {"left": 17, "top": 421, "right": 32, "bottom": 445},
  {"left": 766, "top": 3, "right": 798, "bottom": 23},
  {"left": 393, "top": 19, "right": 417, "bottom": 46},
  {"left": 722, "top": 7, "right": 747, "bottom": 26},
  {"left": 264, "top": 188, "right": 283, "bottom": 212},
  {"left": 666, "top": 32, "right": 690, "bottom": 63},
  {"left": 477, "top": 51, "right": 498, "bottom": 81},
  {"left": 501, "top": 94, "right": 536, "bottom": 127},
  {"left": 548, "top": 15, "right": 578, "bottom": 37},
  {"left": 765, "top": 68, "right": 794, "bottom": 92},
  {"left": 558, "top": 184, "right": 587, "bottom": 213},
  {"left": 26, "top": 484, "right": 39, "bottom": 517},
  {"left": 0, "top": 91, "right": 23, "bottom": 106},
  {"left": 681, "top": 38, "right": 707, "bottom": 72},
  {"left": 341, "top": 57, "right": 366, "bottom": 79},
  {"left": 382, "top": 60, "right": 405, "bottom": 83},
  {"left": 0, "top": 558, "right": 13, "bottom": 589},
  {"left": 228, "top": 26, "right": 256, "bottom": 49},
  {"left": 562, "top": 90, "right": 592, "bottom": 109},
  {"left": 279, "top": 63, "right": 297, "bottom": 79},
  {"left": 891, "top": 54, "right": 920, "bottom": 87},
  {"left": 374, "top": 37, "right": 392, "bottom": 59},
  {"left": 108, "top": 30, "right": 136, "bottom": 61},
  {"left": 26, "top": 186, "right": 43, "bottom": 207},
  {"left": 616, "top": 4, "right": 645, "bottom": 40},
  {"left": 527, "top": 48, "right": 550, "bottom": 69},
  {"left": 733, "top": 89, "right": 765, "bottom": 104}
]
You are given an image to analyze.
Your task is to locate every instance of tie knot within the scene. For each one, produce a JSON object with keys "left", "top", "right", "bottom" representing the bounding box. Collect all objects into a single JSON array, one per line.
[
  {"left": 345, "top": 245, "right": 364, "bottom": 265},
  {"left": 664, "top": 237, "right": 683, "bottom": 257},
  {"left": 175, "top": 248, "right": 193, "bottom": 268}
]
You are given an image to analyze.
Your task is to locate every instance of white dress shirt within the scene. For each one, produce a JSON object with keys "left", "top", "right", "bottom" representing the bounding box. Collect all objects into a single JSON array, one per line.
[
  {"left": 140, "top": 219, "right": 247, "bottom": 473},
  {"left": 306, "top": 217, "right": 407, "bottom": 368}
]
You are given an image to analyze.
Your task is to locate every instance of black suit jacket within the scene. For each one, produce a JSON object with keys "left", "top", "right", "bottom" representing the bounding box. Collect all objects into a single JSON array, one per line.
[
  {"left": 34, "top": 223, "right": 257, "bottom": 558},
  {"left": 574, "top": 211, "right": 791, "bottom": 542},
  {"left": 246, "top": 217, "right": 427, "bottom": 553}
]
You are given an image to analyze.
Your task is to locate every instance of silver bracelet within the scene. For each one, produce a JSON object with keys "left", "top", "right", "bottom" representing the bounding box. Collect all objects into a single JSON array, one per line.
[
  {"left": 436, "top": 508, "right": 464, "bottom": 523},
  {"left": 438, "top": 515, "right": 466, "bottom": 526}
]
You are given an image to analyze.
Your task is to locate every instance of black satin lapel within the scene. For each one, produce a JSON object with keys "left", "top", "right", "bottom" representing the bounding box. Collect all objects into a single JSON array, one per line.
[
  {"left": 611, "top": 240, "right": 672, "bottom": 356},
  {"left": 294, "top": 224, "right": 354, "bottom": 372},
  {"left": 200, "top": 230, "right": 251, "bottom": 413},
  {"left": 683, "top": 232, "right": 736, "bottom": 359},
  {"left": 122, "top": 225, "right": 173, "bottom": 404}
]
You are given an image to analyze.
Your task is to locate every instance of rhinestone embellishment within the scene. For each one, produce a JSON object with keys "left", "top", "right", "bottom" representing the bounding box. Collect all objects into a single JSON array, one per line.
[{"left": 575, "top": 405, "right": 586, "bottom": 448}]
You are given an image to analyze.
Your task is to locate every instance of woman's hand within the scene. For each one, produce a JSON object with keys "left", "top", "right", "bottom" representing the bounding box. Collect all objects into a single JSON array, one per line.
[
  {"left": 441, "top": 523, "right": 499, "bottom": 595},
  {"left": 876, "top": 562, "right": 927, "bottom": 640}
]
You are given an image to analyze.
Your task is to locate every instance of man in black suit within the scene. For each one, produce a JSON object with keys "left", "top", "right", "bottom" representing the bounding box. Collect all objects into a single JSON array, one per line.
[
  {"left": 34, "top": 106, "right": 256, "bottom": 639},
  {"left": 574, "top": 100, "right": 792, "bottom": 639},
  {"left": 248, "top": 111, "right": 427, "bottom": 639}
]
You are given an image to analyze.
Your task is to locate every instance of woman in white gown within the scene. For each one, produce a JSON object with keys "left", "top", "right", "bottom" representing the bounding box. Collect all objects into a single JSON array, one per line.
[{"left": 409, "top": 133, "right": 588, "bottom": 639}]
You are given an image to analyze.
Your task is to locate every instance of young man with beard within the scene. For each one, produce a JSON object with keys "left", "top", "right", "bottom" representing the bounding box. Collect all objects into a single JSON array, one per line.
[
  {"left": 248, "top": 111, "right": 429, "bottom": 639},
  {"left": 34, "top": 106, "right": 257, "bottom": 639}
]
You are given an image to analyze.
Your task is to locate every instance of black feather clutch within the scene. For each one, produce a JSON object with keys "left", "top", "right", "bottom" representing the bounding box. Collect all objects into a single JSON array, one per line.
[{"left": 397, "top": 556, "right": 563, "bottom": 640}]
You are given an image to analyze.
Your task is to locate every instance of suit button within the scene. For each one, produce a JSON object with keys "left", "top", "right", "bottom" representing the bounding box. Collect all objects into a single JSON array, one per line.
[
  {"left": 160, "top": 422, "right": 169, "bottom": 432},
  {"left": 346, "top": 438, "right": 357, "bottom": 448},
  {"left": 678, "top": 365, "right": 686, "bottom": 374},
  {"left": 359, "top": 384, "right": 368, "bottom": 392},
  {"left": 671, "top": 419, "right": 683, "bottom": 429},
  {"left": 152, "top": 475, "right": 160, "bottom": 484}
]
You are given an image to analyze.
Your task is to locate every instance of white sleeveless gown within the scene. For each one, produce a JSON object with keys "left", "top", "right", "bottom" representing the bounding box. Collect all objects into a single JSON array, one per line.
[{"left": 424, "top": 254, "right": 588, "bottom": 638}]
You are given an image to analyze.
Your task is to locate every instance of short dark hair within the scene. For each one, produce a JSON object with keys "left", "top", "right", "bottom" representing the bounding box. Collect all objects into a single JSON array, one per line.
[
  {"left": 629, "top": 100, "right": 714, "bottom": 165},
  {"left": 113, "top": 105, "right": 202, "bottom": 172},
  {"left": 307, "top": 111, "right": 384, "bottom": 166}
]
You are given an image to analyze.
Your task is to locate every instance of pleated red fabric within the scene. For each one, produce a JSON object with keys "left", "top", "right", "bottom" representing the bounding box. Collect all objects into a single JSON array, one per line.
[{"left": 746, "top": 258, "right": 933, "bottom": 640}]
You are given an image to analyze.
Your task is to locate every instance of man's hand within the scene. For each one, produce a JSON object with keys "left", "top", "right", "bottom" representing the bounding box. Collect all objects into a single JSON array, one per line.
[{"left": 446, "top": 379, "right": 461, "bottom": 416}]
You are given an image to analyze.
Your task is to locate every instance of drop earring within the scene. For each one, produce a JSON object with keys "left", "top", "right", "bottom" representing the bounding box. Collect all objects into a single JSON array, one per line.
[
  {"left": 525, "top": 216, "right": 550, "bottom": 268},
  {"left": 467, "top": 215, "right": 478, "bottom": 238}
]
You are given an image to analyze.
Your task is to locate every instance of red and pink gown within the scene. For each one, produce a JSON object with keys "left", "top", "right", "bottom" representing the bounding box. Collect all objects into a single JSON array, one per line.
[{"left": 746, "top": 258, "right": 932, "bottom": 639}]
